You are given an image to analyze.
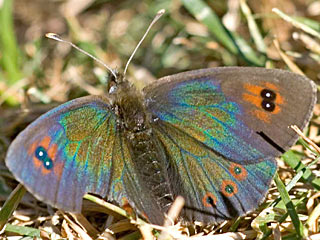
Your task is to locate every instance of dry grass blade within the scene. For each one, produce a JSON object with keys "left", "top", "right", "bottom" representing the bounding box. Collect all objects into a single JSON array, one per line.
[
  {"left": 61, "top": 0, "right": 96, "bottom": 17},
  {"left": 291, "top": 125, "right": 320, "bottom": 154},
  {"left": 306, "top": 192, "right": 320, "bottom": 233},
  {"left": 187, "top": 230, "right": 256, "bottom": 240},
  {"left": 60, "top": 211, "right": 93, "bottom": 240},
  {"left": 69, "top": 213, "right": 100, "bottom": 237},
  {"left": 293, "top": 32, "right": 320, "bottom": 55},
  {"left": 158, "top": 196, "right": 185, "bottom": 240},
  {"left": 0, "top": 78, "right": 29, "bottom": 106},
  {"left": 272, "top": 8, "right": 320, "bottom": 39},
  {"left": 273, "top": 39, "right": 304, "bottom": 75},
  {"left": 1, "top": 1, "right": 320, "bottom": 239}
]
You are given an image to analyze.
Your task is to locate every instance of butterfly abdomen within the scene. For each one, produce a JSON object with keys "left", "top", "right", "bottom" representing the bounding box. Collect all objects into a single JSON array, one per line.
[
  {"left": 113, "top": 80, "right": 174, "bottom": 223},
  {"left": 121, "top": 127, "right": 175, "bottom": 224},
  {"left": 126, "top": 130, "right": 174, "bottom": 208}
]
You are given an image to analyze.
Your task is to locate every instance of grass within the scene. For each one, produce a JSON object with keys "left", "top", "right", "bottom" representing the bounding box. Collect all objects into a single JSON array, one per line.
[{"left": 1, "top": 0, "right": 320, "bottom": 239}]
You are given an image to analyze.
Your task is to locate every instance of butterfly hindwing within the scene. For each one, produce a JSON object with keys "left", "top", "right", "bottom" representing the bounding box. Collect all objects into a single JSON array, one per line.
[{"left": 154, "top": 121, "right": 276, "bottom": 222}]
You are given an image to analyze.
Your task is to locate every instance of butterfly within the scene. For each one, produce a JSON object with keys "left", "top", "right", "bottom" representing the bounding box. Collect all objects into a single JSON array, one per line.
[{"left": 5, "top": 65, "right": 316, "bottom": 225}]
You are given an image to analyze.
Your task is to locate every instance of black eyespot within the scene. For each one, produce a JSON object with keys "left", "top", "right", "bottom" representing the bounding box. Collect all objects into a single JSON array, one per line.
[
  {"left": 234, "top": 167, "right": 242, "bottom": 175},
  {"left": 35, "top": 146, "right": 53, "bottom": 169},
  {"left": 43, "top": 158, "right": 53, "bottom": 170},
  {"left": 35, "top": 146, "right": 47, "bottom": 161},
  {"left": 225, "top": 185, "right": 234, "bottom": 194},
  {"left": 206, "top": 196, "right": 215, "bottom": 206},
  {"left": 261, "top": 89, "right": 276, "bottom": 100},
  {"left": 261, "top": 100, "right": 275, "bottom": 112}
]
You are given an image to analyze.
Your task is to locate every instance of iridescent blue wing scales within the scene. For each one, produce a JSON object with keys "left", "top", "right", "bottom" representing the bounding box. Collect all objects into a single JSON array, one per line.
[
  {"left": 6, "top": 96, "right": 141, "bottom": 213},
  {"left": 144, "top": 67, "right": 316, "bottom": 223},
  {"left": 145, "top": 67, "right": 316, "bottom": 162},
  {"left": 154, "top": 121, "right": 276, "bottom": 222}
]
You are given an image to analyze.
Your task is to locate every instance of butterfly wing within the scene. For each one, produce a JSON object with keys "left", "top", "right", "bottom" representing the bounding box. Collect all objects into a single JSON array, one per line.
[
  {"left": 153, "top": 121, "right": 276, "bottom": 222},
  {"left": 5, "top": 96, "right": 140, "bottom": 213},
  {"left": 144, "top": 67, "right": 316, "bottom": 222},
  {"left": 145, "top": 67, "right": 316, "bottom": 163}
]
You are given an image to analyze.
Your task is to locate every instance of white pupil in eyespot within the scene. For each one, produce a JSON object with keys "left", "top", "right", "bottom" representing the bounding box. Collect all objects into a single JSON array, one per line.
[
  {"left": 39, "top": 151, "right": 44, "bottom": 157},
  {"left": 266, "top": 103, "right": 271, "bottom": 108},
  {"left": 266, "top": 92, "right": 271, "bottom": 98}
]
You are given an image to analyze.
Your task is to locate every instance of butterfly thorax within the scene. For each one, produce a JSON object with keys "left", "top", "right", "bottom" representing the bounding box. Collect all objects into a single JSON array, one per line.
[
  {"left": 110, "top": 79, "right": 146, "bottom": 132},
  {"left": 110, "top": 78, "right": 174, "bottom": 220}
]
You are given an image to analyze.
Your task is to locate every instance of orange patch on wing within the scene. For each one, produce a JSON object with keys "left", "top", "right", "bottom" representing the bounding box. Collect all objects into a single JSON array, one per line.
[
  {"left": 252, "top": 109, "right": 270, "bottom": 123},
  {"left": 242, "top": 93, "right": 261, "bottom": 108},
  {"left": 121, "top": 196, "right": 129, "bottom": 205},
  {"left": 243, "top": 83, "right": 263, "bottom": 95},
  {"left": 271, "top": 106, "right": 281, "bottom": 114},
  {"left": 229, "top": 163, "right": 247, "bottom": 181},
  {"left": 121, "top": 197, "right": 135, "bottom": 216},
  {"left": 28, "top": 141, "right": 38, "bottom": 155},
  {"left": 275, "top": 95, "right": 284, "bottom": 105},
  {"left": 32, "top": 157, "right": 42, "bottom": 168},
  {"left": 54, "top": 162, "right": 64, "bottom": 179},
  {"left": 41, "top": 167, "right": 51, "bottom": 175},
  {"left": 265, "top": 82, "right": 279, "bottom": 91},
  {"left": 221, "top": 180, "right": 238, "bottom": 197},
  {"left": 244, "top": 82, "right": 284, "bottom": 118},
  {"left": 202, "top": 192, "right": 217, "bottom": 207},
  {"left": 244, "top": 83, "right": 285, "bottom": 104},
  {"left": 40, "top": 136, "right": 51, "bottom": 149},
  {"left": 48, "top": 143, "right": 58, "bottom": 162}
]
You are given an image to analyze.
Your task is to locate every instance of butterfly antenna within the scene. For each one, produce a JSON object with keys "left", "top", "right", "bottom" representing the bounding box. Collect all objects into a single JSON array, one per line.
[
  {"left": 123, "top": 9, "right": 165, "bottom": 77},
  {"left": 45, "top": 33, "right": 117, "bottom": 79}
]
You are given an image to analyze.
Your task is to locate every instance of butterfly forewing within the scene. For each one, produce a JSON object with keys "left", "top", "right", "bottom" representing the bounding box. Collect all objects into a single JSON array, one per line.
[
  {"left": 218, "top": 67, "right": 317, "bottom": 150},
  {"left": 6, "top": 96, "right": 137, "bottom": 212},
  {"left": 145, "top": 67, "right": 316, "bottom": 160}
]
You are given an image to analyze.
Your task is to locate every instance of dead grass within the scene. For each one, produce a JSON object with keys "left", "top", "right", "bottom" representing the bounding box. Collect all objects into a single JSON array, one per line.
[{"left": 1, "top": 0, "right": 320, "bottom": 239}]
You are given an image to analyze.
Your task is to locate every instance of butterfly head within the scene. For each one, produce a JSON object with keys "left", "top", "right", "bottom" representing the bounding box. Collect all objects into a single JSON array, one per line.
[
  {"left": 108, "top": 75, "right": 146, "bottom": 132},
  {"left": 105, "top": 69, "right": 123, "bottom": 93}
]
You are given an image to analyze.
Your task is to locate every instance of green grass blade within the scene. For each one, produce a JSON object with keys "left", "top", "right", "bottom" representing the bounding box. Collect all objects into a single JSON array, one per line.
[
  {"left": 5, "top": 224, "right": 41, "bottom": 237},
  {"left": 258, "top": 197, "right": 306, "bottom": 240},
  {"left": 274, "top": 173, "right": 305, "bottom": 239},
  {"left": 84, "top": 193, "right": 129, "bottom": 218},
  {"left": 229, "top": 32, "right": 265, "bottom": 65},
  {"left": 239, "top": 0, "right": 266, "bottom": 54},
  {"left": 181, "top": 0, "right": 237, "bottom": 54},
  {"left": 273, "top": 8, "right": 320, "bottom": 39},
  {"left": 0, "top": 184, "right": 26, "bottom": 232},
  {"left": 282, "top": 150, "right": 320, "bottom": 190},
  {"left": 293, "top": 16, "right": 320, "bottom": 32},
  {"left": 181, "top": 0, "right": 265, "bottom": 66},
  {"left": 0, "top": 0, "right": 23, "bottom": 85}
]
